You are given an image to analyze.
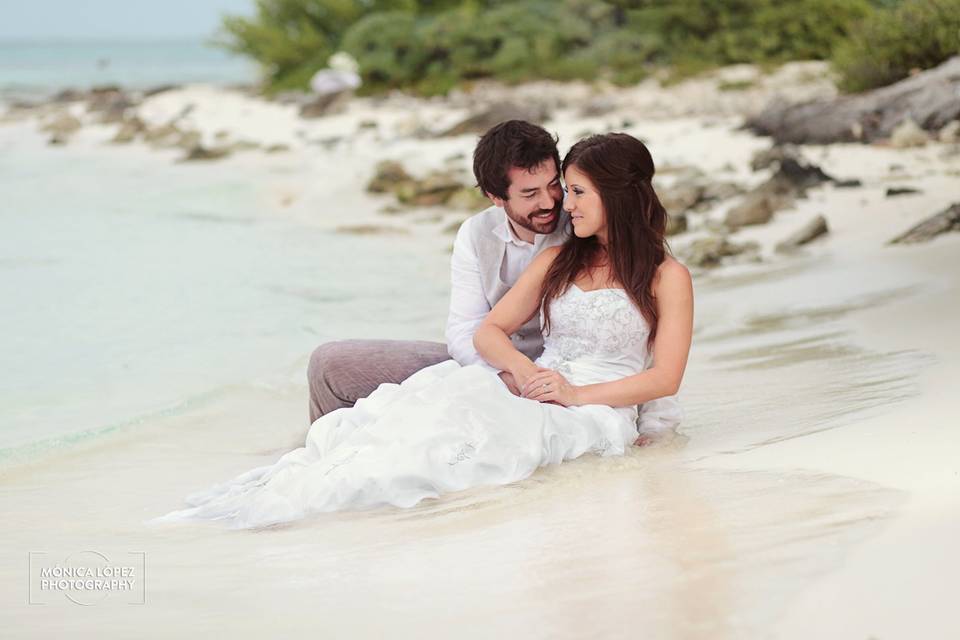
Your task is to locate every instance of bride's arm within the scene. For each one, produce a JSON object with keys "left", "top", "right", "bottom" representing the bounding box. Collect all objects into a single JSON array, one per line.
[
  {"left": 576, "top": 260, "right": 693, "bottom": 407},
  {"left": 473, "top": 246, "right": 561, "bottom": 389}
]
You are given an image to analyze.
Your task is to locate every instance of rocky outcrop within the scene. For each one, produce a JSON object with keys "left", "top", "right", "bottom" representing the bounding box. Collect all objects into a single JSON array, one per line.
[
  {"left": 179, "top": 144, "right": 231, "bottom": 162},
  {"left": 439, "top": 103, "right": 550, "bottom": 137},
  {"left": 775, "top": 215, "right": 829, "bottom": 253},
  {"left": 680, "top": 235, "right": 760, "bottom": 268},
  {"left": 657, "top": 170, "right": 743, "bottom": 236},
  {"left": 86, "top": 86, "right": 137, "bottom": 124},
  {"left": 888, "top": 203, "right": 960, "bottom": 244},
  {"left": 111, "top": 116, "right": 147, "bottom": 143},
  {"left": 367, "top": 160, "right": 413, "bottom": 194},
  {"left": 367, "top": 160, "right": 488, "bottom": 211},
  {"left": 725, "top": 155, "right": 834, "bottom": 230},
  {"left": 745, "top": 57, "right": 960, "bottom": 144}
]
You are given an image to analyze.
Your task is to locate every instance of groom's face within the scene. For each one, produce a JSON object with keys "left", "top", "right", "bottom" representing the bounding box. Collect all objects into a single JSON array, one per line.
[{"left": 495, "top": 160, "right": 564, "bottom": 237}]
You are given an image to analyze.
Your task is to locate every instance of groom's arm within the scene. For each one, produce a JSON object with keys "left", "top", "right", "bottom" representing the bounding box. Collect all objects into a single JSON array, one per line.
[{"left": 445, "top": 219, "right": 497, "bottom": 370}]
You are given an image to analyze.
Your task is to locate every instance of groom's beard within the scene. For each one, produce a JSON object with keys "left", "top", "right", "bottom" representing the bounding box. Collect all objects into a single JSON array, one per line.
[{"left": 505, "top": 198, "right": 563, "bottom": 236}]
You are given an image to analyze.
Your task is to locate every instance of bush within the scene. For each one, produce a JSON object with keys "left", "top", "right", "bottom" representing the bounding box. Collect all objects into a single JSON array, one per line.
[
  {"left": 217, "top": 0, "right": 913, "bottom": 95},
  {"left": 341, "top": 12, "right": 426, "bottom": 91},
  {"left": 832, "top": 0, "right": 960, "bottom": 92},
  {"left": 629, "top": 0, "right": 873, "bottom": 66}
]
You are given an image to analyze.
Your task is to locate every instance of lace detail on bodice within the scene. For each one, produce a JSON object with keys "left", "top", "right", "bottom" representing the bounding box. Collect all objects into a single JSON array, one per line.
[{"left": 537, "top": 284, "right": 650, "bottom": 377}]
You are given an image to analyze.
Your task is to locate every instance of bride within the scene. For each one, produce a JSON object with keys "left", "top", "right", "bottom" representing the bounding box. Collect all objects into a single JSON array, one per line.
[{"left": 153, "top": 132, "right": 694, "bottom": 529}]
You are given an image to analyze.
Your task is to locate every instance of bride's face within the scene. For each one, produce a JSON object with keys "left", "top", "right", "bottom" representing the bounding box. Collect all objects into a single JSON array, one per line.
[{"left": 563, "top": 165, "right": 606, "bottom": 241}]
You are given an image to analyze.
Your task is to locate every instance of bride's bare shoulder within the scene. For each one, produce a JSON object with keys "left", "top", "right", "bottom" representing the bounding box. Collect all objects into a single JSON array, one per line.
[{"left": 653, "top": 256, "right": 692, "bottom": 295}]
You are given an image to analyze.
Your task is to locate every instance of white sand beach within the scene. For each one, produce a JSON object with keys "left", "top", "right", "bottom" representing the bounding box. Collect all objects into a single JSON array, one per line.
[{"left": 1, "top": 62, "right": 959, "bottom": 638}]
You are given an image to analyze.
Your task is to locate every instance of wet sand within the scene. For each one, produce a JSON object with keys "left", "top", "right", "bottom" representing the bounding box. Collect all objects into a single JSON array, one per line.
[{"left": 2, "top": 230, "right": 955, "bottom": 638}]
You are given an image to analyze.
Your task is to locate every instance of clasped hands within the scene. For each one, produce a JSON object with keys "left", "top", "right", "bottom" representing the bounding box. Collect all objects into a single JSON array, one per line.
[
  {"left": 497, "top": 369, "right": 656, "bottom": 448},
  {"left": 498, "top": 367, "right": 580, "bottom": 407}
]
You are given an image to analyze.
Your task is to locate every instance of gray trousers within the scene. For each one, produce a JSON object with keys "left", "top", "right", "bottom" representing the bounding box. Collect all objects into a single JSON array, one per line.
[{"left": 307, "top": 339, "right": 451, "bottom": 423}]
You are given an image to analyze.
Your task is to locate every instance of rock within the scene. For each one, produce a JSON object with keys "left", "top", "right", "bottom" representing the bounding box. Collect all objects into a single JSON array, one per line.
[
  {"left": 726, "top": 156, "right": 834, "bottom": 229},
  {"left": 666, "top": 213, "right": 688, "bottom": 236},
  {"left": 300, "top": 91, "right": 353, "bottom": 118},
  {"left": 681, "top": 236, "right": 760, "bottom": 268},
  {"left": 750, "top": 144, "right": 800, "bottom": 172},
  {"left": 725, "top": 192, "right": 782, "bottom": 228},
  {"left": 768, "top": 157, "right": 835, "bottom": 193},
  {"left": 48, "top": 133, "right": 69, "bottom": 146},
  {"left": 659, "top": 173, "right": 743, "bottom": 216},
  {"left": 834, "top": 178, "right": 863, "bottom": 188},
  {"left": 889, "top": 117, "right": 929, "bottom": 148},
  {"left": 888, "top": 203, "right": 960, "bottom": 244},
  {"left": 939, "top": 120, "right": 960, "bottom": 143},
  {"left": 144, "top": 84, "right": 178, "bottom": 97},
  {"left": 176, "top": 130, "right": 202, "bottom": 150},
  {"left": 700, "top": 181, "right": 745, "bottom": 203},
  {"left": 367, "top": 160, "right": 414, "bottom": 194},
  {"left": 336, "top": 224, "right": 410, "bottom": 236},
  {"left": 660, "top": 182, "right": 703, "bottom": 214},
  {"left": 111, "top": 116, "right": 146, "bottom": 144},
  {"left": 447, "top": 187, "right": 490, "bottom": 212},
  {"left": 180, "top": 144, "right": 231, "bottom": 162},
  {"left": 265, "top": 143, "right": 290, "bottom": 153},
  {"left": 397, "top": 171, "right": 463, "bottom": 207},
  {"left": 440, "top": 103, "right": 550, "bottom": 137},
  {"left": 50, "top": 89, "right": 85, "bottom": 103},
  {"left": 746, "top": 56, "right": 960, "bottom": 144},
  {"left": 86, "top": 87, "right": 137, "bottom": 124},
  {"left": 885, "top": 186, "right": 921, "bottom": 197},
  {"left": 41, "top": 113, "right": 82, "bottom": 137},
  {"left": 775, "top": 215, "right": 829, "bottom": 253},
  {"left": 230, "top": 140, "right": 261, "bottom": 152},
  {"left": 578, "top": 96, "right": 618, "bottom": 118},
  {"left": 143, "top": 122, "right": 183, "bottom": 148}
]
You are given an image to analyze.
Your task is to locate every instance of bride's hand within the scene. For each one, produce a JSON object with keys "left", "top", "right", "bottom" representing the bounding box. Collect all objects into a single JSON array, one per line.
[
  {"left": 522, "top": 369, "right": 581, "bottom": 407},
  {"left": 511, "top": 364, "right": 544, "bottom": 396}
]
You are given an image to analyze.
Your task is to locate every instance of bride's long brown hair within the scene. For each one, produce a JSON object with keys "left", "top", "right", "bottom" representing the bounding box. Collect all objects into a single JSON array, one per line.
[{"left": 541, "top": 133, "right": 670, "bottom": 350}]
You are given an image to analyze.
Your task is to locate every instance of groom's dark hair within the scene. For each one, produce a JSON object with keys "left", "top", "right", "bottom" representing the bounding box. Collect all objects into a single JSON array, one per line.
[{"left": 473, "top": 120, "right": 560, "bottom": 201}]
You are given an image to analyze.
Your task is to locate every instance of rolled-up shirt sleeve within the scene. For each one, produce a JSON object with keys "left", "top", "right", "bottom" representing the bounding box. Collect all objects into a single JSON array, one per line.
[{"left": 445, "top": 220, "right": 497, "bottom": 371}]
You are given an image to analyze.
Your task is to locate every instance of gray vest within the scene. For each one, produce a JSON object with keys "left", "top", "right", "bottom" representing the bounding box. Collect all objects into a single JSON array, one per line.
[{"left": 469, "top": 206, "right": 569, "bottom": 361}]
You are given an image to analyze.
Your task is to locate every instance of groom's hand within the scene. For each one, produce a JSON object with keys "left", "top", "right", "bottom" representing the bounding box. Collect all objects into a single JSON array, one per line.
[{"left": 498, "top": 371, "right": 521, "bottom": 396}]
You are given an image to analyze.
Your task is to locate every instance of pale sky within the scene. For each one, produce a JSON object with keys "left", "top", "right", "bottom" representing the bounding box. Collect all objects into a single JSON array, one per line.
[{"left": 0, "top": 0, "right": 254, "bottom": 41}]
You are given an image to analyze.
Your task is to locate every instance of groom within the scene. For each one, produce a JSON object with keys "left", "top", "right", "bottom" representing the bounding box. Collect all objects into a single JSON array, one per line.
[
  {"left": 308, "top": 120, "right": 679, "bottom": 437},
  {"left": 308, "top": 119, "right": 567, "bottom": 420}
]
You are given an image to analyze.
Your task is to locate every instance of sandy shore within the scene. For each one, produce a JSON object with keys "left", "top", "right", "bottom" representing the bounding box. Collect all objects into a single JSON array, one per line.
[{"left": 2, "top": 63, "right": 959, "bottom": 637}]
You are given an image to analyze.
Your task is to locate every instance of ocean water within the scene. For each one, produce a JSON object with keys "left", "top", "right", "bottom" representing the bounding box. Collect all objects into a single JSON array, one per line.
[
  {"left": 0, "top": 126, "right": 450, "bottom": 465},
  {"left": 0, "top": 39, "right": 256, "bottom": 102}
]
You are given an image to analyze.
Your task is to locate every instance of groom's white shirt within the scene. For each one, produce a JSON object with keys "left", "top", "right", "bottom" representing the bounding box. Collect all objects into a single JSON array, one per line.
[
  {"left": 446, "top": 207, "right": 562, "bottom": 370},
  {"left": 445, "top": 205, "right": 684, "bottom": 436}
]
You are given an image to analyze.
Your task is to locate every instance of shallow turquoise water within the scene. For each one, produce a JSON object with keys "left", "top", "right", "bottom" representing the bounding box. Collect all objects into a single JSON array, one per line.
[{"left": 0, "top": 127, "right": 448, "bottom": 462}]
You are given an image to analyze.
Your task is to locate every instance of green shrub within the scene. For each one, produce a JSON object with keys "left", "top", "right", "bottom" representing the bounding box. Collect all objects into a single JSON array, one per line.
[
  {"left": 630, "top": 0, "right": 872, "bottom": 66},
  {"left": 341, "top": 12, "right": 426, "bottom": 91},
  {"left": 833, "top": 0, "right": 960, "bottom": 92},
  {"left": 217, "top": 0, "right": 913, "bottom": 95}
]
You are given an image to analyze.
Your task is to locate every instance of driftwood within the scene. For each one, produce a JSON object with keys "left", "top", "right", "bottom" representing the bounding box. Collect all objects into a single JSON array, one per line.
[
  {"left": 746, "top": 57, "right": 960, "bottom": 144},
  {"left": 888, "top": 203, "right": 960, "bottom": 245}
]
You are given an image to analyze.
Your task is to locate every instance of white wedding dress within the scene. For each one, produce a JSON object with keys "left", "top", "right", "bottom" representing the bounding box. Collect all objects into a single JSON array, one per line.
[{"left": 153, "top": 284, "right": 682, "bottom": 529}]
